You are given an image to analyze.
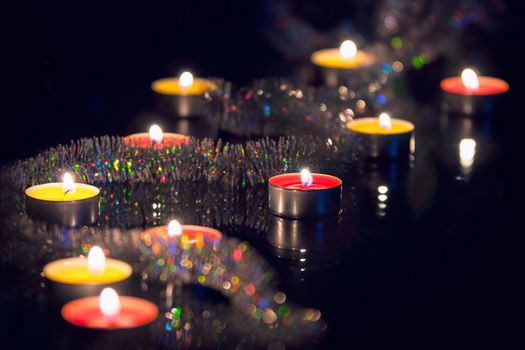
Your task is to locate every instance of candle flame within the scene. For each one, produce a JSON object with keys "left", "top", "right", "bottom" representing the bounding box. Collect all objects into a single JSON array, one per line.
[
  {"left": 149, "top": 124, "right": 163, "bottom": 143},
  {"left": 179, "top": 71, "right": 194, "bottom": 88},
  {"left": 62, "top": 172, "right": 76, "bottom": 194},
  {"left": 301, "top": 169, "right": 313, "bottom": 188},
  {"left": 459, "top": 138, "right": 476, "bottom": 168},
  {"left": 99, "top": 288, "right": 121, "bottom": 317},
  {"left": 461, "top": 68, "right": 479, "bottom": 89},
  {"left": 379, "top": 113, "right": 392, "bottom": 130},
  {"left": 339, "top": 40, "right": 357, "bottom": 60},
  {"left": 87, "top": 246, "right": 106, "bottom": 275},
  {"left": 168, "top": 219, "right": 182, "bottom": 237}
]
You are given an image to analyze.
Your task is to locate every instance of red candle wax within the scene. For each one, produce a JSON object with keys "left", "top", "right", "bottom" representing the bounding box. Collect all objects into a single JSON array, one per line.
[
  {"left": 123, "top": 132, "right": 189, "bottom": 149},
  {"left": 141, "top": 224, "right": 222, "bottom": 245},
  {"left": 268, "top": 173, "right": 342, "bottom": 190},
  {"left": 440, "top": 76, "right": 509, "bottom": 96},
  {"left": 62, "top": 296, "right": 158, "bottom": 329}
]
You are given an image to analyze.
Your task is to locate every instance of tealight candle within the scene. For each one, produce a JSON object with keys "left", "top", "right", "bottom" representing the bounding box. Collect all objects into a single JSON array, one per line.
[
  {"left": 310, "top": 40, "right": 376, "bottom": 86},
  {"left": 25, "top": 172, "right": 100, "bottom": 226},
  {"left": 346, "top": 113, "right": 415, "bottom": 159},
  {"left": 151, "top": 70, "right": 217, "bottom": 117},
  {"left": 140, "top": 219, "right": 222, "bottom": 252},
  {"left": 43, "top": 246, "right": 132, "bottom": 301},
  {"left": 268, "top": 169, "right": 342, "bottom": 219},
  {"left": 62, "top": 287, "right": 158, "bottom": 329},
  {"left": 440, "top": 68, "right": 509, "bottom": 115},
  {"left": 124, "top": 124, "right": 189, "bottom": 149}
]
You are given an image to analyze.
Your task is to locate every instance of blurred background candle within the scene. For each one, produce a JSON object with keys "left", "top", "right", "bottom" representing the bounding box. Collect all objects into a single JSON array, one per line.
[
  {"left": 440, "top": 67, "right": 509, "bottom": 115},
  {"left": 25, "top": 172, "right": 100, "bottom": 226},
  {"left": 61, "top": 287, "right": 158, "bottom": 329},
  {"left": 124, "top": 124, "right": 189, "bottom": 149},
  {"left": 43, "top": 245, "right": 132, "bottom": 302},
  {"left": 347, "top": 113, "right": 415, "bottom": 159},
  {"left": 310, "top": 40, "right": 376, "bottom": 86},
  {"left": 268, "top": 169, "right": 342, "bottom": 219},
  {"left": 151, "top": 70, "right": 217, "bottom": 117}
]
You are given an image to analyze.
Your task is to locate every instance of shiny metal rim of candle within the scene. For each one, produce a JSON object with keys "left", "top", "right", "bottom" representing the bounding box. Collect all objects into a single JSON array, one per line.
[
  {"left": 316, "top": 66, "right": 374, "bottom": 88},
  {"left": 268, "top": 176, "right": 342, "bottom": 219},
  {"left": 25, "top": 185, "right": 100, "bottom": 227},
  {"left": 155, "top": 93, "right": 215, "bottom": 118},
  {"left": 46, "top": 279, "right": 132, "bottom": 304},
  {"left": 347, "top": 128, "right": 415, "bottom": 159},
  {"left": 440, "top": 91, "right": 499, "bottom": 116}
]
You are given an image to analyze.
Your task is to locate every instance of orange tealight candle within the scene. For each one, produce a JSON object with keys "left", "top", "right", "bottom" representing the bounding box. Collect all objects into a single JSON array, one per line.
[
  {"left": 347, "top": 113, "right": 415, "bottom": 159},
  {"left": 440, "top": 68, "right": 509, "bottom": 115},
  {"left": 124, "top": 124, "right": 189, "bottom": 149},
  {"left": 62, "top": 288, "right": 158, "bottom": 329},
  {"left": 311, "top": 40, "right": 376, "bottom": 86},
  {"left": 151, "top": 71, "right": 217, "bottom": 117}
]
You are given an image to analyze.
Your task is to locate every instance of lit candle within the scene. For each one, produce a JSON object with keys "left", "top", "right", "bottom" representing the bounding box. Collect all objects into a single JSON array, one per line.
[
  {"left": 124, "top": 124, "right": 189, "bottom": 149},
  {"left": 268, "top": 169, "right": 342, "bottom": 219},
  {"left": 151, "top": 70, "right": 217, "bottom": 117},
  {"left": 140, "top": 220, "right": 222, "bottom": 253},
  {"left": 440, "top": 68, "right": 509, "bottom": 115},
  {"left": 310, "top": 40, "right": 376, "bottom": 86},
  {"left": 25, "top": 172, "right": 100, "bottom": 226},
  {"left": 61, "top": 287, "right": 158, "bottom": 329},
  {"left": 346, "top": 113, "right": 415, "bottom": 159},
  {"left": 43, "top": 245, "right": 132, "bottom": 300}
]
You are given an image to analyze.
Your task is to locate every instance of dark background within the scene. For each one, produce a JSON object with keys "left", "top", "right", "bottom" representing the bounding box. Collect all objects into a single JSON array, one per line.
[{"left": 2, "top": 0, "right": 524, "bottom": 349}]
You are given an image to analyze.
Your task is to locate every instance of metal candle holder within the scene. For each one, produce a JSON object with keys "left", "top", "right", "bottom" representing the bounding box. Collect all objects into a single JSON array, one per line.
[{"left": 268, "top": 173, "right": 342, "bottom": 219}]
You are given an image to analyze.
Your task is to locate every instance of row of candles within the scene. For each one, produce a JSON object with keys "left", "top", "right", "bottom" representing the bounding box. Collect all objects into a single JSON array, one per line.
[{"left": 24, "top": 39, "right": 507, "bottom": 331}]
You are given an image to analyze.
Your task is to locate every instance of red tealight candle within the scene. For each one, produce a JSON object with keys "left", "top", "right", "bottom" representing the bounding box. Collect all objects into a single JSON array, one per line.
[
  {"left": 140, "top": 220, "right": 222, "bottom": 253},
  {"left": 62, "top": 288, "right": 158, "bottom": 329},
  {"left": 124, "top": 124, "right": 189, "bottom": 149},
  {"left": 440, "top": 68, "right": 509, "bottom": 115},
  {"left": 268, "top": 170, "right": 342, "bottom": 219}
]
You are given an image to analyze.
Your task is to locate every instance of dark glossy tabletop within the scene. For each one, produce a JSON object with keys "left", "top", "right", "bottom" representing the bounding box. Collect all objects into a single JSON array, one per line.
[{"left": 1, "top": 1, "right": 522, "bottom": 349}]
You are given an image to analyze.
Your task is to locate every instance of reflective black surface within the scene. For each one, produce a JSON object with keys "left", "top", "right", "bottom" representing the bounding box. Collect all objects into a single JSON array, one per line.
[{"left": 2, "top": 1, "right": 522, "bottom": 349}]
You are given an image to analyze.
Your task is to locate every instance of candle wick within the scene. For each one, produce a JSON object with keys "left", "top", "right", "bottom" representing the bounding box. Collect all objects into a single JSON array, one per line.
[{"left": 64, "top": 189, "right": 72, "bottom": 195}]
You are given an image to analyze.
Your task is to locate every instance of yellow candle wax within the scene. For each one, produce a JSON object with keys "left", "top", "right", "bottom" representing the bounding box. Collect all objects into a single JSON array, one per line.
[
  {"left": 347, "top": 117, "right": 414, "bottom": 135},
  {"left": 311, "top": 49, "right": 375, "bottom": 69},
  {"left": 151, "top": 77, "right": 216, "bottom": 96},
  {"left": 25, "top": 183, "right": 100, "bottom": 202},
  {"left": 43, "top": 257, "right": 132, "bottom": 285}
]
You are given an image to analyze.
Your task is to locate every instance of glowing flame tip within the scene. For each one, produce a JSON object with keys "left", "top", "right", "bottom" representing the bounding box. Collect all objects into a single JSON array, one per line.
[
  {"left": 168, "top": 220, "right": 182, "bottom": 237},
  {"left": 300, "top": 169, "right": 313, "bottom": 188},
  {"left": 379, "top": 113, "right": 392, "bottom": 130},
  {"left": 461, "top": 68, "right": 479, "bottom": 89},
  {"left": 62, "top": 172, "right": 76, "bottom": 194},
  {"left": 149, "top": 124, "right": 163, "bottom": 143},
  {"left": 179, "top": 71, "right": 194, "bottom": 88},
  {"left": 339, "top": 40, "right": 357, "bottom": 59},
  {"left": 99, "top": 288, "right": 121, "bottom": 317},
  {"left": 88, "top": 246, "right": 106, "bottom": 275}
]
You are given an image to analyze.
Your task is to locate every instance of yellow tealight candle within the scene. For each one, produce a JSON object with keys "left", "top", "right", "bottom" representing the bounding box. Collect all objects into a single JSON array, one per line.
[
  {"left": 311, "top": 40, "right": 376, "bottom": 69},
  {"left": 151, "top": 71, "right": 217, "bottom": 117},
  {"left": 347, "top": 113, "right": 415, "bottom": 159},
  {"left": 43, "top": 246, "right": 132, "bottom": 301},
  {"left": 25, "top": 173, "right": 100, "bottom": 226}
]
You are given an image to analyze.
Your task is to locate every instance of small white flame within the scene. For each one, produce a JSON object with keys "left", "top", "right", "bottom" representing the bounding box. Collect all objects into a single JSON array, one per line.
[
  {"left": 379, "top": 113, "right": 392, "bottom": 130},
  {"left": 168, "top": 220, "right": 182, "bottom": 237},
  {"left": 300, "top": 169, "right": 313, "bottom": 188},
  {"left": 87, "top": 246, "right": 106, "bottom": 275},
  {"left": 179, "top": 71, "right": 194, "bottom": 88},
  {"left": 149, "top": 124, "right": 163, "bottom": 143},
  {"left": 99, "top": 288, "right": 121, "bottom": 317},
  {"left": 62, "top": 172, "right": 76, "bottom": 194},
  {"left": 459, "top": 138, "right": 476, "bottom": 168},
  {"left": 461, "top": 68, "right": 479, "bottom": 90},
  {"left": 339, "top": 40, "right": 357, "bottom": 60}
]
